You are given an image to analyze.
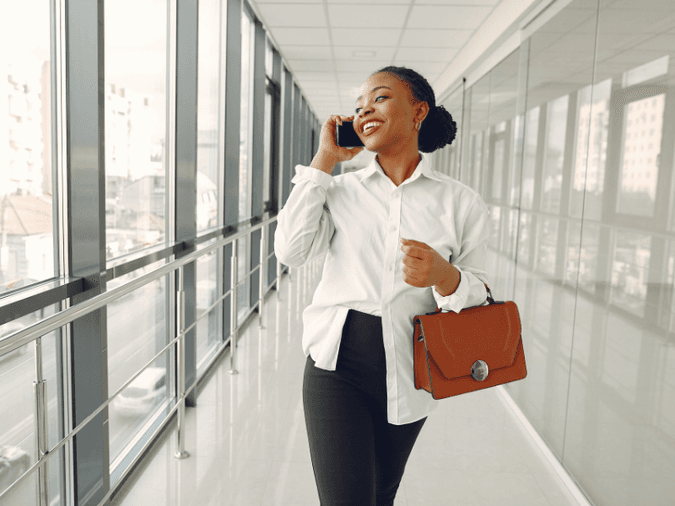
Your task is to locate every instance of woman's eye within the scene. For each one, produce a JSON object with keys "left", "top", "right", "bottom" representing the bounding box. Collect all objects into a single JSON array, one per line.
[
  {"left": 355, "top": 107, "right": 361, "bottom": 114},
  {"left": 375, "top": 96, "right": 388, "bottom": 102}
]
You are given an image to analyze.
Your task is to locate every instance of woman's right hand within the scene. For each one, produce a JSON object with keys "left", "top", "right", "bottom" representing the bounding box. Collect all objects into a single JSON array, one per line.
[{"left": 311, "top": 115, "right": 364, "bottom": 175}]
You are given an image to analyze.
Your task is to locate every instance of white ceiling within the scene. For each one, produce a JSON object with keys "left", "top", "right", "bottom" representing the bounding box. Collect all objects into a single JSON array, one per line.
[{"left": 249, "top": 0, "right": 523, "bottom": 121}]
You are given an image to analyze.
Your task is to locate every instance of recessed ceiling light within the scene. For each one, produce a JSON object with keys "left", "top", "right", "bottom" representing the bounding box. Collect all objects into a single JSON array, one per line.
[{"left": 352, "top": 50, "right": 376, "bottom": 58}]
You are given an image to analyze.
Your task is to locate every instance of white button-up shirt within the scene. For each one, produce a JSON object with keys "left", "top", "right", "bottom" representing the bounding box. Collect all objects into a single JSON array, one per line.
[{"left": 274, "top": 154, "right": 490, "bottom": 424}]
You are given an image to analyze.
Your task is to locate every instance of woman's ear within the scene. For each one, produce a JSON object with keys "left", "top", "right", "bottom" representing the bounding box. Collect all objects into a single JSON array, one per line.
[{"left": 415, "top": 101, "right": 429, "bottom": 123}]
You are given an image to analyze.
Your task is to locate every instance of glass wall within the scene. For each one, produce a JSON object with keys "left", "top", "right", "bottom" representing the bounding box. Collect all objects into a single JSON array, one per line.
[
  {"left": 437, "top": 0, "right": 675, "bottom": 503},
  {"left": 105, "top": 0, "right": 168, "bottom": 260},
  {"left": 196, "top": 0, "right": 225, "bottom": 232},
  {"left": 0, "top": 2, "right": 57, "bottom": 294}
]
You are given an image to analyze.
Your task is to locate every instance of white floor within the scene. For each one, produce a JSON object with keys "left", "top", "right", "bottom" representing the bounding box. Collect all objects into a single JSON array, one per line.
[{"left": 110, "top": 264, "right": 584, "bottom": 506}]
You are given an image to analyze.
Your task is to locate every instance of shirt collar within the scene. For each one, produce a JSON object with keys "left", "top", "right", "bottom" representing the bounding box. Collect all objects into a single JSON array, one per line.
[{"left": 356, "top": 153, "right": 442, "bottom": 184}]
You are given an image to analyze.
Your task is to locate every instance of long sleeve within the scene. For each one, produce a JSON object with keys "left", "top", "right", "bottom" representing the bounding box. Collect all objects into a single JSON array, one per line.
[
  {"left": 432, "top": 193, "right": 490, "bottom": 312},
  {"left": 274, "top": 165, "right": 335, "bottom": 268}
]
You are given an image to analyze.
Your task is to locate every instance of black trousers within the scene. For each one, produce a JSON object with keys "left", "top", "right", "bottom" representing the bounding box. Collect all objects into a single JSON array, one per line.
[{"left": 303, "top": 309, "right": 427, "bottom": 506}]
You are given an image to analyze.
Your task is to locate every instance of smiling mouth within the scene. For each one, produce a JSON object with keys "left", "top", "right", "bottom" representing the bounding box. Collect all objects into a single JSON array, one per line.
[{"left": 362, "top": 121, "right": 383, "bottom": 134}]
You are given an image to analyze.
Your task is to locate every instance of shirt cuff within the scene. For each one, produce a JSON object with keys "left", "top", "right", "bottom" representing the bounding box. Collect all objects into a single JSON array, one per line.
[
  {"left": 290, "top": 164, "right": 333, "bottom": 191},
  {"left": 432, "top": 266, "right": 470, "bottom": 313}
]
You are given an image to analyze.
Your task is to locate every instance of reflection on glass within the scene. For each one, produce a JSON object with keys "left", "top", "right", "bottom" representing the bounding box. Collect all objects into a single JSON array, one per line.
[
  {"left": 197, "top": 0, "right": 222, "bottom": 232},
  {"left": 460, "top": 0, "right": 675, "bottom": 503},
  {"left": 610, "top": 232, "right": 650, "bottom": 317},
  {"left": 196, "top": 248, "right": 221, "bottom": 365},
  {"left": 0, "top": 2, "right": 55, "bottom": 296},
  {"left": 541, "top": 96, "right": 568, "bottom": 214},
  {"left": 518, "top": 213, "right": 532, "bottom": 266},
  {"left": 509, "top": 114, "right": 524, "bottom": 207},
  {"left": 105, "top": 0, "right": 167, "bottom": 260},
  {"left": 617, "top": 94, "right": 665, "bottom": 216},
  {"left": 521, "top": 106, "right": 539, "bottom": 209},
  {"left": 572, "top": 79, "right": 610, "bottom": 219},
  {"left": 535, "top": 217, "right": 558, "bottom": 277},
  {"left": 491, "top": 137, "right": 505, "bottom": 201},
  {"left": 107, "top": 264, "right": 167, "bottom": 466}
]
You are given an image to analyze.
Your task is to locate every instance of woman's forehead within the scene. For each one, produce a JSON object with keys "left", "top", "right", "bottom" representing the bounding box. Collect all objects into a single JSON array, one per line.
[{"left": 357, "top": 72, "right": 407, "bottom": 99}]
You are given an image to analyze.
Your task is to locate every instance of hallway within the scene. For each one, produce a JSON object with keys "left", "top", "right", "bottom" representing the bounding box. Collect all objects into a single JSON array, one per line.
[{"left": 111, "top": 263, "right": 585, "bottom": 506}]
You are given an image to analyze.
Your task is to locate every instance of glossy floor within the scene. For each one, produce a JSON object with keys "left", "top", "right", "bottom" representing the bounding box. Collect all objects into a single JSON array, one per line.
[{"left": 110, "top": 264, "right": 584, "bottom": 506}]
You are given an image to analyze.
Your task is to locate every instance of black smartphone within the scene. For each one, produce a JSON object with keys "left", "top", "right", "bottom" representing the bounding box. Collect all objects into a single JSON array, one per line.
[{"left": 336, "top": 121, "right": 364, "bottom": 148}]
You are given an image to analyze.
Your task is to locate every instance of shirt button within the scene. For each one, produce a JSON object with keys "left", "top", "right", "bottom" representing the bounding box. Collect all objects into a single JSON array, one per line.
[
  {"left": 390, "top": 225, "right": 396, "bottom": 232},
  {"left": 388, "top": 265, "right": 393, "bottom": 272}
]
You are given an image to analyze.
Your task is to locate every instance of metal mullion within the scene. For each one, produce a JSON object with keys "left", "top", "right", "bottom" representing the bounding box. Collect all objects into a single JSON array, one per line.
[{"left": 52, "top": 0, "right": 73, "bottom": 498}]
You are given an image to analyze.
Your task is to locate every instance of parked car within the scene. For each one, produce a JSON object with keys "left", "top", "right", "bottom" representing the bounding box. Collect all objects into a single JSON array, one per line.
[
  {"left": 0, "top": 445, "right": 30, "bottom": 493},
  {"left": 113, "top": 367, "right": 167, "bottom": 417},
  {"left": 0, "top": 322, "right": 27, "bottom": 363}
]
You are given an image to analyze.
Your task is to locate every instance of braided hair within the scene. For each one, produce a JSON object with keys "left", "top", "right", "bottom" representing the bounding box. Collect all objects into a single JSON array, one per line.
[{"left": 374, "top": 66, "right": 457, "bottom": 153}]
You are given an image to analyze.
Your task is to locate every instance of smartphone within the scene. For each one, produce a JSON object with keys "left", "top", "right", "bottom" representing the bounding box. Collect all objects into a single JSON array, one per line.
[{"left": 336, "top": 121, "right": 364, "bottom": 148}]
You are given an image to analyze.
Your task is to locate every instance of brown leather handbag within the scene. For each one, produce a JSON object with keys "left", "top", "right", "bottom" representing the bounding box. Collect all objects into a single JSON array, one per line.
[{"left": 413, "top": 288, "right": 526, "bottom": 399}]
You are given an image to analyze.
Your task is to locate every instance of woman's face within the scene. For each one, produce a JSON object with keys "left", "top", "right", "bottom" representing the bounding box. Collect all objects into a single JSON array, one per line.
[{"left": 354, "top": 72, "right": 427, "bottom": 154}]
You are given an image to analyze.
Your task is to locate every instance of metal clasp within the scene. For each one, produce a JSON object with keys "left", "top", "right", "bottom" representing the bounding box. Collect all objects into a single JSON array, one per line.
[{"left": 471, "top": 360, "right": 489, "bottom": 381}]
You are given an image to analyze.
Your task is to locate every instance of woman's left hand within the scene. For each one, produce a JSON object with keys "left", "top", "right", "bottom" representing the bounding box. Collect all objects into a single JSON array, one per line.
[{"left": 400, "top": 238, "right": 452, "bottom": 288}]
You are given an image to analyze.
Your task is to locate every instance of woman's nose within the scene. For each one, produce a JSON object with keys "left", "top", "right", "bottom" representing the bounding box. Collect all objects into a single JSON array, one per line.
[{"left": 358, "top": 104, "right": 374, "bottom": 118}]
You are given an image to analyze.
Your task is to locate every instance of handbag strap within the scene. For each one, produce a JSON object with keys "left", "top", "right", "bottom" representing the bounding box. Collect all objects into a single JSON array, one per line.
[{"left": 485, "top": 284, "right": 495, "bottom": 304}]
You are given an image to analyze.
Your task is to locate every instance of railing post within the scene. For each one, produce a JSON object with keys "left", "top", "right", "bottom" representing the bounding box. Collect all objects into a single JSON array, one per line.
[
  {"left": 229, "top": 238, "right": 239, "bottom": 375},
  {"left": 174, "top": 266, "right": 189, "bottom": 459},
  {"left": 258, "top": 223, "right": 266, "bottom": 329},
  {"left": 34, "top": 336, "right": 49, "bottom": 506}
]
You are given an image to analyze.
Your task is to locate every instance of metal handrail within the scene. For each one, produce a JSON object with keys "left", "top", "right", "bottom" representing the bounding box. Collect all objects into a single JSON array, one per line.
[
  {"left": 0, "top": 215, "right": 278, "bottom": 358},
  {"left": 0, "top": 214, "right": 285, "bottom": 503}
]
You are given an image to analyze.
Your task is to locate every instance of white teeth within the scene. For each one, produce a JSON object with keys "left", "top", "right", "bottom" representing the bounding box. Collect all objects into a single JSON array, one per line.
[{"left": 363, "top": 121, "right": 381, "bottom": 132}]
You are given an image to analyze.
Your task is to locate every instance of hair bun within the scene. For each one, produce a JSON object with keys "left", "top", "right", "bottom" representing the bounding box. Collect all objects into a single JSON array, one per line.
[{"left": 419, "top": 105, "right": 457, "bottom": 153}]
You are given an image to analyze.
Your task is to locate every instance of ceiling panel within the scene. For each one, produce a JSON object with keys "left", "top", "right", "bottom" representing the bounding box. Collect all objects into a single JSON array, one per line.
[
  {"left": 331, "top": 28, "right": 402, "bottom": 47},
  {"left": 407, "top": 6, "right": 492, "bottom": 29},
  {"left": 271, "top": 27, "right": 331, "bottom": 45},
  {"left": 327, "top": 5, "right": 410, "bottom": 28},
  {"left": 287, "top": 59, "right": 335, "bottom": 72},
  {"left": 333, "top": 46, "right": 397, "bottom": 61},
  {"left": 326, "top": 0, "right": 410, "bottom": 3},
  {"left": 396, "top": 47, "right": 458, "bottom": 62},
  {"left": 283, "top": 45, "right": 333, "bottom": 60},
  {"left": 416, "top": 0, "right": 500, "bottom": 4},
  {"left": 256, "top": 0, "right": 321, "bottom": 3},
  {"left": 256, "top": 4, "right": 327, "bottom": 27},
  {"left": 400, "top": 29, "right": 472, "bottom": 48}
]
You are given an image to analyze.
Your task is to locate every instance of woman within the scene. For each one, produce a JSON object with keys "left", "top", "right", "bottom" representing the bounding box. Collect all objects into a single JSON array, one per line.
[{"left": 274, "top": 66, "right": 490, "bottom": 506}]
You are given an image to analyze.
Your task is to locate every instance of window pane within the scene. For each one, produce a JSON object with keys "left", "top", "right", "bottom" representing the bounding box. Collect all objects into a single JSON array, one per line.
[
  {"left": 0, "top": 2, "right": 56, "bottom": 295},
  {"left": 0, "top": 304, "right": 64, "bottom": 505},
  {"left": 197, "top": 0, "right": 223, "bottom": 232},
  {"left": 196, "top": 247, "right": 221, "bottom": 366},
  {"left": 0, "top": 324, "right": 35, "bottom": 502},
  {"left": 263, "top": 91, "right": 272, "bottom": 208},
  {"left": 107, "top": 263, "right": 168, "bottom": 471},
  {"left": 239, "top": 13, "right": 254, "bottom": 223},
  {"left": 105, "top": 0, "right": 168, "bottom": 260}
]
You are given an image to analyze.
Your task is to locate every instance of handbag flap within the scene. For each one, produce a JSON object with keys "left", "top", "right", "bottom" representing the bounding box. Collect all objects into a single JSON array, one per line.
[{"left": 417, "top": 301, "right": 521, "bottom": 380}]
